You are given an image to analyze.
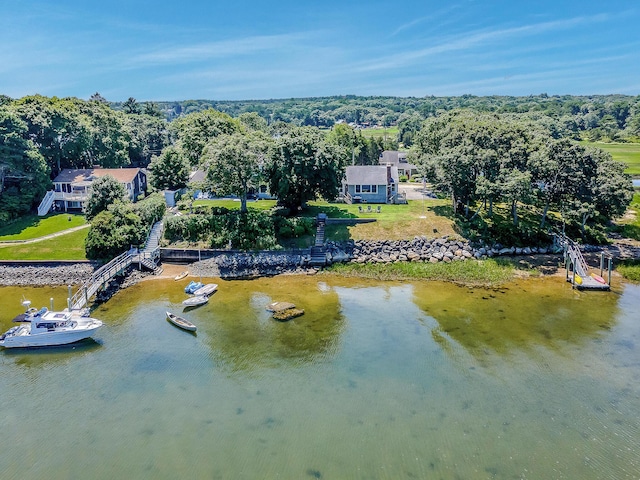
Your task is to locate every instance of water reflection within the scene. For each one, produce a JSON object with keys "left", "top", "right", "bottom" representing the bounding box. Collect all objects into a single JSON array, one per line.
[
  {"left": 109, "top": 276, "right": 346, "bottom": 373},
  {"left": 1, "top": 277, "right": 638, "bottom": 479},
  {"left": 203, "top": 277, "right": 345, "bottom": 372},
  {"left": 411, "top": 276, "right": 621, "bottom": 364}
]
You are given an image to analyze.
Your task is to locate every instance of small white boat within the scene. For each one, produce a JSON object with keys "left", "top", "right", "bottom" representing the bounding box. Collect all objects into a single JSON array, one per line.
[
  {"left": 193, "top": 283, "right": 218, "bottom": 297},
  {"left": 166, "top": 311, "right": 197, "bottom": 332},
  {"left": 0, "top": 306, "right": 103, "bottom": 348},
  {"left": 174, "top": 271, "right": 189, "bottom": 281},
  {"left": 182, "top": 295, "right": 208, "bottom": 307}
]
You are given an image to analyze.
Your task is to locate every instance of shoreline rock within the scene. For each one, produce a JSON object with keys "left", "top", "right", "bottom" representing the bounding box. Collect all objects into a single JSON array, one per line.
[
  {"left": 1, "top": 238, "right": 637, "bottom": 289},
  {"left": 0, "top": 264, "right": 95, "bottom": 287}
]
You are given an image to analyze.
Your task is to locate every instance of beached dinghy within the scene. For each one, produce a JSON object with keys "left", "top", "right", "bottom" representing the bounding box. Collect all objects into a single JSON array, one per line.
[
  {"left": 184, "top": 281, "right": 204, "bottom": 294},
  {"left": 174, "top": 271, "right": 189, "bottom": 281}
]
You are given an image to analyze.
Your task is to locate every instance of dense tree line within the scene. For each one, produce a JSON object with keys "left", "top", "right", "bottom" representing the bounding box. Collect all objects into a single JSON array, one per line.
[
  {"left": 134, "top": 94, "right": 640, "bottom": 146},
  {"left": 413, "top": 111, "right": 633, "bottom": 243},
  {"left": 0, "top": 94, "right": 170, "bottom": 221},
  {"left": 0, "top": 91, "right": 636, "bottom": 252}
]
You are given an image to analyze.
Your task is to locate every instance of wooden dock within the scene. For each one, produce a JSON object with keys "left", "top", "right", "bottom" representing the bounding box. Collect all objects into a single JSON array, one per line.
[
  {"left": 70, "top": 221, "right": 164, "bottom": 310},
  {"left": 556, "top": 234, "right": 611, "bottom": 291}
]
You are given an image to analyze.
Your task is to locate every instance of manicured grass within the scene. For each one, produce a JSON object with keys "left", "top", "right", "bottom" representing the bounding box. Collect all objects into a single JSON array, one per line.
[
  {"left": 310, "top": 199, "right": 458, "bottom": 242},
  {"left": 581, "top": 141, "right": 640, "bottom": 175},
  {"left": 187, "top": 198, "right": 458, "bottom": 244},
  {"left": 0, "top": 228, "right": 89, "bottom": 260},
  {"left": 324, "top": 258, "right": 519, "bottom": 286},
  {"left": 0, "top": 214, "right": 87, "bottom": 240},
  {"left": 192, "top": 199, "right": 277, "bottom": 211},
  {"left": 359, "top": 126, "right": 399, "bottom": 139}
]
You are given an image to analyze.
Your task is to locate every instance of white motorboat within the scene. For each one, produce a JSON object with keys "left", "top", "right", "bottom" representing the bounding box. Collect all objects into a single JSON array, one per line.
[
  {"left": 0, "top": 304, "right": 103, "bottom": 348},
  {"left": 193, "top": 283, "right": 218, "bottom": 297}
]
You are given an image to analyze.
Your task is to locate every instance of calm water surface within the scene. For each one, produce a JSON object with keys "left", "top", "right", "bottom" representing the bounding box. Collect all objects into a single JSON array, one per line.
[{"left": 0, "top": 275, "right": 639, "bottom": 479}]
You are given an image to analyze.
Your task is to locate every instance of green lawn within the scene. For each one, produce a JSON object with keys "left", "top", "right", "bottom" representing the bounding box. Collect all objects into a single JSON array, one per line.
[
  {"left": 182, "top": 198, "right": 458, "bottom": 247},
  {"left": 0, "top": 228, "right": 89, "bottom": 260},
  {"left": 581, "top": 141, "right": 640, "bottom": 176},
  {"left": 358, "top": 126, "right": 399, "bottom": 139},
  {"left": 0, "top": 213, "right": 87, "bottom": 241},
  {"left": 192, "top": 199, "right": 277, "bottom": 211}
]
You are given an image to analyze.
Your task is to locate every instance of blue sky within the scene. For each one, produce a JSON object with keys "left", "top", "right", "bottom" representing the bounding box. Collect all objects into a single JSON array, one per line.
[{"left": 1, "top": 0, "right": 638, "bottom": 101}]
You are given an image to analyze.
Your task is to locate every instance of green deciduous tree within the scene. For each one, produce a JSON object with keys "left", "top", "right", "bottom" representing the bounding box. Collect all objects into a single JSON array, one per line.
[
  {"left": 125, "top": 113, "right": 169, "bottom": 166},
  {"left": 0, "top": 108, "right": 50, "bottom": 221},
  {"left": 266, "top": 127, "right": 348, "bottom": 211},
  {"left": 84, "top": 175, "right": 128, "bottom": 220},
  {"left": 148, "top": 146, "right": 190, "bottom": 191},
  {"left": 84, "top": 203, "right": 145, "bottom": 260},
  {"left": 202, "top": 131, "right": 270, "bottom": 213},
  {"left": 79, "top": 100, "right": 131, "bottom": 168},
  {"left": 11, "top": 95, "right": 93, "bottom": 176},
  {"left": 170, "top": 109, "right": 240, "bottom": 166}
]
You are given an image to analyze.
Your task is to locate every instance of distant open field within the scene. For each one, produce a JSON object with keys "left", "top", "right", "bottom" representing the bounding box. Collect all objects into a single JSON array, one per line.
[
  {"left": 581, "top": 141, "right": 640, "bottom": 176},
  {"left": 359, "top": 126, "right": 398, "bottom": 139}
]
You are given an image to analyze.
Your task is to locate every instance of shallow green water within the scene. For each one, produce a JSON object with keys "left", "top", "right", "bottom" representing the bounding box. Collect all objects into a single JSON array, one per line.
[{"left": 0, "top": 276, "right": 639, "bottom": 479}]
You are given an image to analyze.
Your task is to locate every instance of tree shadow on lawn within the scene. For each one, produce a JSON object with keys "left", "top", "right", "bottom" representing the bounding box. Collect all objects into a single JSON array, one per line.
[
  {"left": 278, "top": 204, "right": 359, "bottom": 247},
  {"left": 0, "top": 215, "right": 42, "bottom": 237},
  {"left": 300, "top": 204, "right": 358, "bottom": 220}
]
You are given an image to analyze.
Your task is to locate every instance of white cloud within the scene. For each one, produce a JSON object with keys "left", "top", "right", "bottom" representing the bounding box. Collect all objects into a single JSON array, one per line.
[{"left": 128, "top": 32, "right": 317, "bottom": 66}]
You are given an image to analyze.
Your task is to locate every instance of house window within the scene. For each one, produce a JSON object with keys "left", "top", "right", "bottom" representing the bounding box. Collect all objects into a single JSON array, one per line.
[{"left": 358, "top": 185, "right": 378, "bottom": 194}]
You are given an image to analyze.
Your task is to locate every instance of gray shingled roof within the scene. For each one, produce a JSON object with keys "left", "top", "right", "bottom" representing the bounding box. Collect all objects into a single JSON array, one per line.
[{"left": 345, "top": 165, "right": 398, "bottom": 184}]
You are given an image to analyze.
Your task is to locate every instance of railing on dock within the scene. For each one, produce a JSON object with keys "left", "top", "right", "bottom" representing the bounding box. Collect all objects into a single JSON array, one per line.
[
  {"left": 69, "top": 221, "right": 164, "bottom": 311},
  {"left": 554, "top": 233, "right": 612, "bottom": 291},
  {"left": 70, "top": 251, "right": 133, "bottom": 310}
]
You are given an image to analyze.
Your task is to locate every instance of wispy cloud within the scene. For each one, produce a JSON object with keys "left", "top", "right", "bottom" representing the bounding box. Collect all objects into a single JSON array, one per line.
[
  {"left": 390, "top": 4, "right": 463, "bottom": 37},
  {"left": 357, "top": 13, "right": 611, "bottom": 73},
  {"left": 127, "top": 32, "right": 317, "bottom": 67}
]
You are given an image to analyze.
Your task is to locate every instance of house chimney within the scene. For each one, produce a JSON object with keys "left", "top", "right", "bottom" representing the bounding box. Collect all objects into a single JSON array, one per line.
[{"left": 386, "top": 163, "right": 392, "bottom": 182}]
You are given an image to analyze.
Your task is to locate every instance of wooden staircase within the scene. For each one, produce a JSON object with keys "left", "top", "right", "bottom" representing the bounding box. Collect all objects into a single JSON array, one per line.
[{"left": 309, "top": 214, "right": 327, "bottom": 266}]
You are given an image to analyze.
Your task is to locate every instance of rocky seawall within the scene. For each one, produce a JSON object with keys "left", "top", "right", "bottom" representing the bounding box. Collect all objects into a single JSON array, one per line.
[
  {"left": 1, "top": 237, "right": 638, "bottom": 287},
  {"left": 189, "top": 251, "right": 315, "bottom": 279},
  {"left": 329, "top": 237, "right": 560, "bottom": 265},
  {"left": 0, "top": 263, "right": 95, "bottom": 286}
]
